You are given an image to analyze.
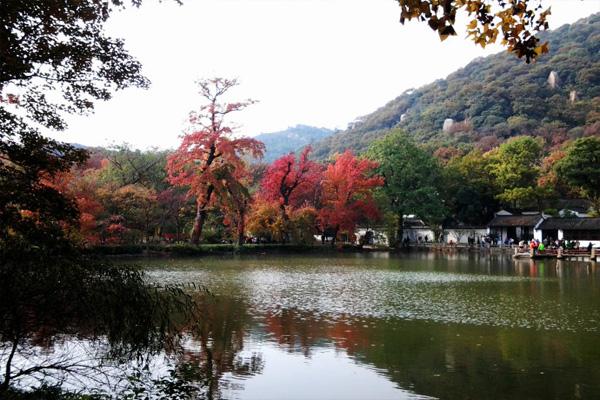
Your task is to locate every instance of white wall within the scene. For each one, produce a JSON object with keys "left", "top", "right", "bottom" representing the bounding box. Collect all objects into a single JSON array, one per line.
[
  {"left": 576, "top": 241, "right": 600, "bottom": 247},
  {"left": 403, "top": 228, "right": 436, "bottom": 243},
  {"left": 444, "top": 228, "right": 487, "bottom": 244}
]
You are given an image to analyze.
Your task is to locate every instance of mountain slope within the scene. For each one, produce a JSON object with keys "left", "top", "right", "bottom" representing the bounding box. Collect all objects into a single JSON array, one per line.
[
  {"left": 313, "top": 13, "right": 600, "bottom": 159},
  {"left": 255, "top": 125, "right": 334, "bottom": 162}
]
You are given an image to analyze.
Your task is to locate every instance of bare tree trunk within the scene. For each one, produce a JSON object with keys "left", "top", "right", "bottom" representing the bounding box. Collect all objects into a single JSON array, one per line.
[
  {"left": 237, "top": 211, "right": 245, "bottom": 246},
  {"left": 330, "top": 227, "right": 339, "bottom": 248},
  {"left": 395, "top": 213, "right": 404, "bottom": 249},
  {"left": 191, "top": 186, "right": 214, "bottom": 244},
  {"left": 279, "top": 204, "right": 290, "bottom": 244},
  {"left": 191, "top": 207, "right": 208, "bottom": 245}
]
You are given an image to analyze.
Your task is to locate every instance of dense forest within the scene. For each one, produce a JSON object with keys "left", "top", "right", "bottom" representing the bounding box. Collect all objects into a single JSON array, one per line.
[{"left": 313, "top": 13, "right": 600, "bottom": 159}]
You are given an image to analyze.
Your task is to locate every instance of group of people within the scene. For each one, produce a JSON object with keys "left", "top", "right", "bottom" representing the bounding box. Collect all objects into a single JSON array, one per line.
[
  {"left": 518, "top": 237, "right": 594, "bottom": 253},
  {"left": 526, "top": 239, "right": 546, "bottom": 253}
]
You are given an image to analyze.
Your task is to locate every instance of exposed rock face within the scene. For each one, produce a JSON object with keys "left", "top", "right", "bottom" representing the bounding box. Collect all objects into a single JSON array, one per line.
[
  {"left": 442, "top": 118, "right": 454, "bottom": 132},
  {"left": 548, "top": 71, "right": 559, "bottom": 89},
  {"left": 570, "top": 90, "right": 577, "bottom": 103}
]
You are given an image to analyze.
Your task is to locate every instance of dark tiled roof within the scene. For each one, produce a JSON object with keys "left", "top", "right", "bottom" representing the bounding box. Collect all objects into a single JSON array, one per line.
[
  {"left": 488, "top": 214, "right": 544, "bottom": 227},
  {"left": 443, "top": 225, "right": 487, "bottom": 229},
  {"left": 538, "top": 218, "right": 600, "bottom": 230},
  {"left": 403, "top": 218, "right": 427, "bottom": 228},
  {"left": 556, "top": 198, "right": 592, "bottom": 213}
]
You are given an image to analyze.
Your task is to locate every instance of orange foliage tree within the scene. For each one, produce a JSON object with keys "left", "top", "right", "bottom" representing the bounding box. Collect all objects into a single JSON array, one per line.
[
  {"left": 318, "top": 150, "right": 383, "bottom": 246},
  {"left": 166, "top": 78, "right": 264, "bottom": 244},
  {"left": 40, "top": 164, "right": 106, "bottom": 245},
  {"left": 246, "top": 200, "right": 285, "bottom": 243}
]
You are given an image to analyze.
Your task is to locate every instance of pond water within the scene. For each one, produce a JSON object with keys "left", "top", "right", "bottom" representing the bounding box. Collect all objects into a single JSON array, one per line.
[{"left": 133, "top": 251, "right": 600, "bottom": 399}]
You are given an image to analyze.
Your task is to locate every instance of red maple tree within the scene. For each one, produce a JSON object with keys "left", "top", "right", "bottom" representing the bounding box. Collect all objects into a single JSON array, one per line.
[
  {"left": 166, "top": 78, "right": 264, "bottom": 244},
  {"left": 258, "top": 147, "right": 322, "bottom": 241},
  {"left": 318, "top": 150, "right": 383, "bottom": 246}
]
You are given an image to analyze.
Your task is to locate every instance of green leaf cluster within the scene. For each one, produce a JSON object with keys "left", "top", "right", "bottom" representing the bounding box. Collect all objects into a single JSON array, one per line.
[
  {"left": 556, "top": 137, "right": 600, "bottom": 214},
  {"left": 366, "top": 130, "right": 445, "bottom": 245}
]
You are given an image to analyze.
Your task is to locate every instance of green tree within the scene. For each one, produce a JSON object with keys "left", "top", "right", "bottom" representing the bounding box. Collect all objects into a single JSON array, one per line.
[
  {"left": 442, "top": 150, "right": 499, "bottom": 225},
  {"left": 487, "top": 136, "right": 545, "bottom": 209},
  {"left": 556, "top": 137, "right": 600, "bottom": 215},
  {"left": 101, "top": 144, "right": 169, "bottom": 191},
  {"left": 111, "top": 184, "right": 159, "bottom": 243},
  {"left": 366, "top": 130, "right": 445, "bottom": 247}
]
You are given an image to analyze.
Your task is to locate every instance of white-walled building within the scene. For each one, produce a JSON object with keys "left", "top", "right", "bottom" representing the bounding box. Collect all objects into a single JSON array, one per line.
[
  {"left": 487, "top": 213, "right": 545, "bottom": 243},
  {"left": 355, "top": 217, "right": 436, "bottom": 246},
  {"left": 535, "top": 218, "right": 600, "bottom": 247},
  {"left": 402, "top": 218, "right": 436, "bottom": 243}
]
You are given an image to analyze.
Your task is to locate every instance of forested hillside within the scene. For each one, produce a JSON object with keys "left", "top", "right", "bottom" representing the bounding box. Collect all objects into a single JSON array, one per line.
[
  {"left": 313, "top": 13, "right": 600, "bottom": 159},
  {"left": 254, "top": 125, "right": 334, "bottom": 162}
]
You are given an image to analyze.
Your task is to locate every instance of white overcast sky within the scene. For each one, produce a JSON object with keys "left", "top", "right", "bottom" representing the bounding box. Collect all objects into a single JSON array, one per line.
[{"left": 54, "top": 0, "right": 600, "bottom": 149}]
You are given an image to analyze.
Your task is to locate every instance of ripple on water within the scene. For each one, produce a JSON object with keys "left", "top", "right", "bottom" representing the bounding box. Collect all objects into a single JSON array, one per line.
[{"left": 146, "top": 266, "right": 600, "bottom": 333}]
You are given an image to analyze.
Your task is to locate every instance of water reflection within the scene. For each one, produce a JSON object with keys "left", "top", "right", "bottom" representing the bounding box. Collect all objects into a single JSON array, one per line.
[
  {"left": 179, "top": 294, "right": 264, "bottom": 400},
  {"left": 141, "top": 253, "right": 600, "bottom": 399},
  {"left": 241, "top": 306, "right": 600, "bottom": 400},
  {"left": 5, "top": 253, "right": 600, "bottom": 399}
]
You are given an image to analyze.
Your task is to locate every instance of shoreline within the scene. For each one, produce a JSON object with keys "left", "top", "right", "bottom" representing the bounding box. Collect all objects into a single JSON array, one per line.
[{"left": 87, "top": 242, "right": 517, "bottom": 258}]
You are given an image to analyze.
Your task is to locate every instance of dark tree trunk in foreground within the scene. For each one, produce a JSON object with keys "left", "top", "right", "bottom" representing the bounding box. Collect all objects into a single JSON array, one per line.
[{"left": 1, "top": 338, "right": 18, "bottom": 393}]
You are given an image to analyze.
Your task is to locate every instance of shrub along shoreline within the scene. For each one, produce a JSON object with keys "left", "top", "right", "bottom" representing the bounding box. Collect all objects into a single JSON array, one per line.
[{"left": 85, "top": 243, "right": 388, "bottom": 257}]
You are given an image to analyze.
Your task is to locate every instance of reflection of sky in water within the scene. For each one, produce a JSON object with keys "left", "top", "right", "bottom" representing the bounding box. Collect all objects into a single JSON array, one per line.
[
  {"left": 8, "top": 337, "right": 173, "bottom": 394},
  {"left": 222, "top": 340, "right": 433, "bottom": 400}
]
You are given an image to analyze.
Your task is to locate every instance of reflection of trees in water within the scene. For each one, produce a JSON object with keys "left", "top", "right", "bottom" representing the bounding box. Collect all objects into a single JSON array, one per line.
[
  {"left": 0, "top": 272, "right": 266, "bottom": 399},
  {"left": 177, "top": 294, "right": 264, "bottom": 400}
]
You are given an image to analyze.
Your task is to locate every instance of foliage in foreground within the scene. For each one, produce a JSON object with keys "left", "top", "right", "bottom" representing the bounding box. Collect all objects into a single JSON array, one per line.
[
  {"left": 0, "top": 244, "right": 200, "bottom": 393},
  {"left": 394, "top": 0, "right": 552, "bottom": 62}
]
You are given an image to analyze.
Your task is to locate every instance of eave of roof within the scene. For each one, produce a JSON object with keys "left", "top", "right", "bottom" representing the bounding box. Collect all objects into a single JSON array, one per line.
[
  {"left": 538, "top": 217, "right": 600, "bottom": 231},
  {"left": 488, "top": 214, "right": 544, "bottom": 227}
]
